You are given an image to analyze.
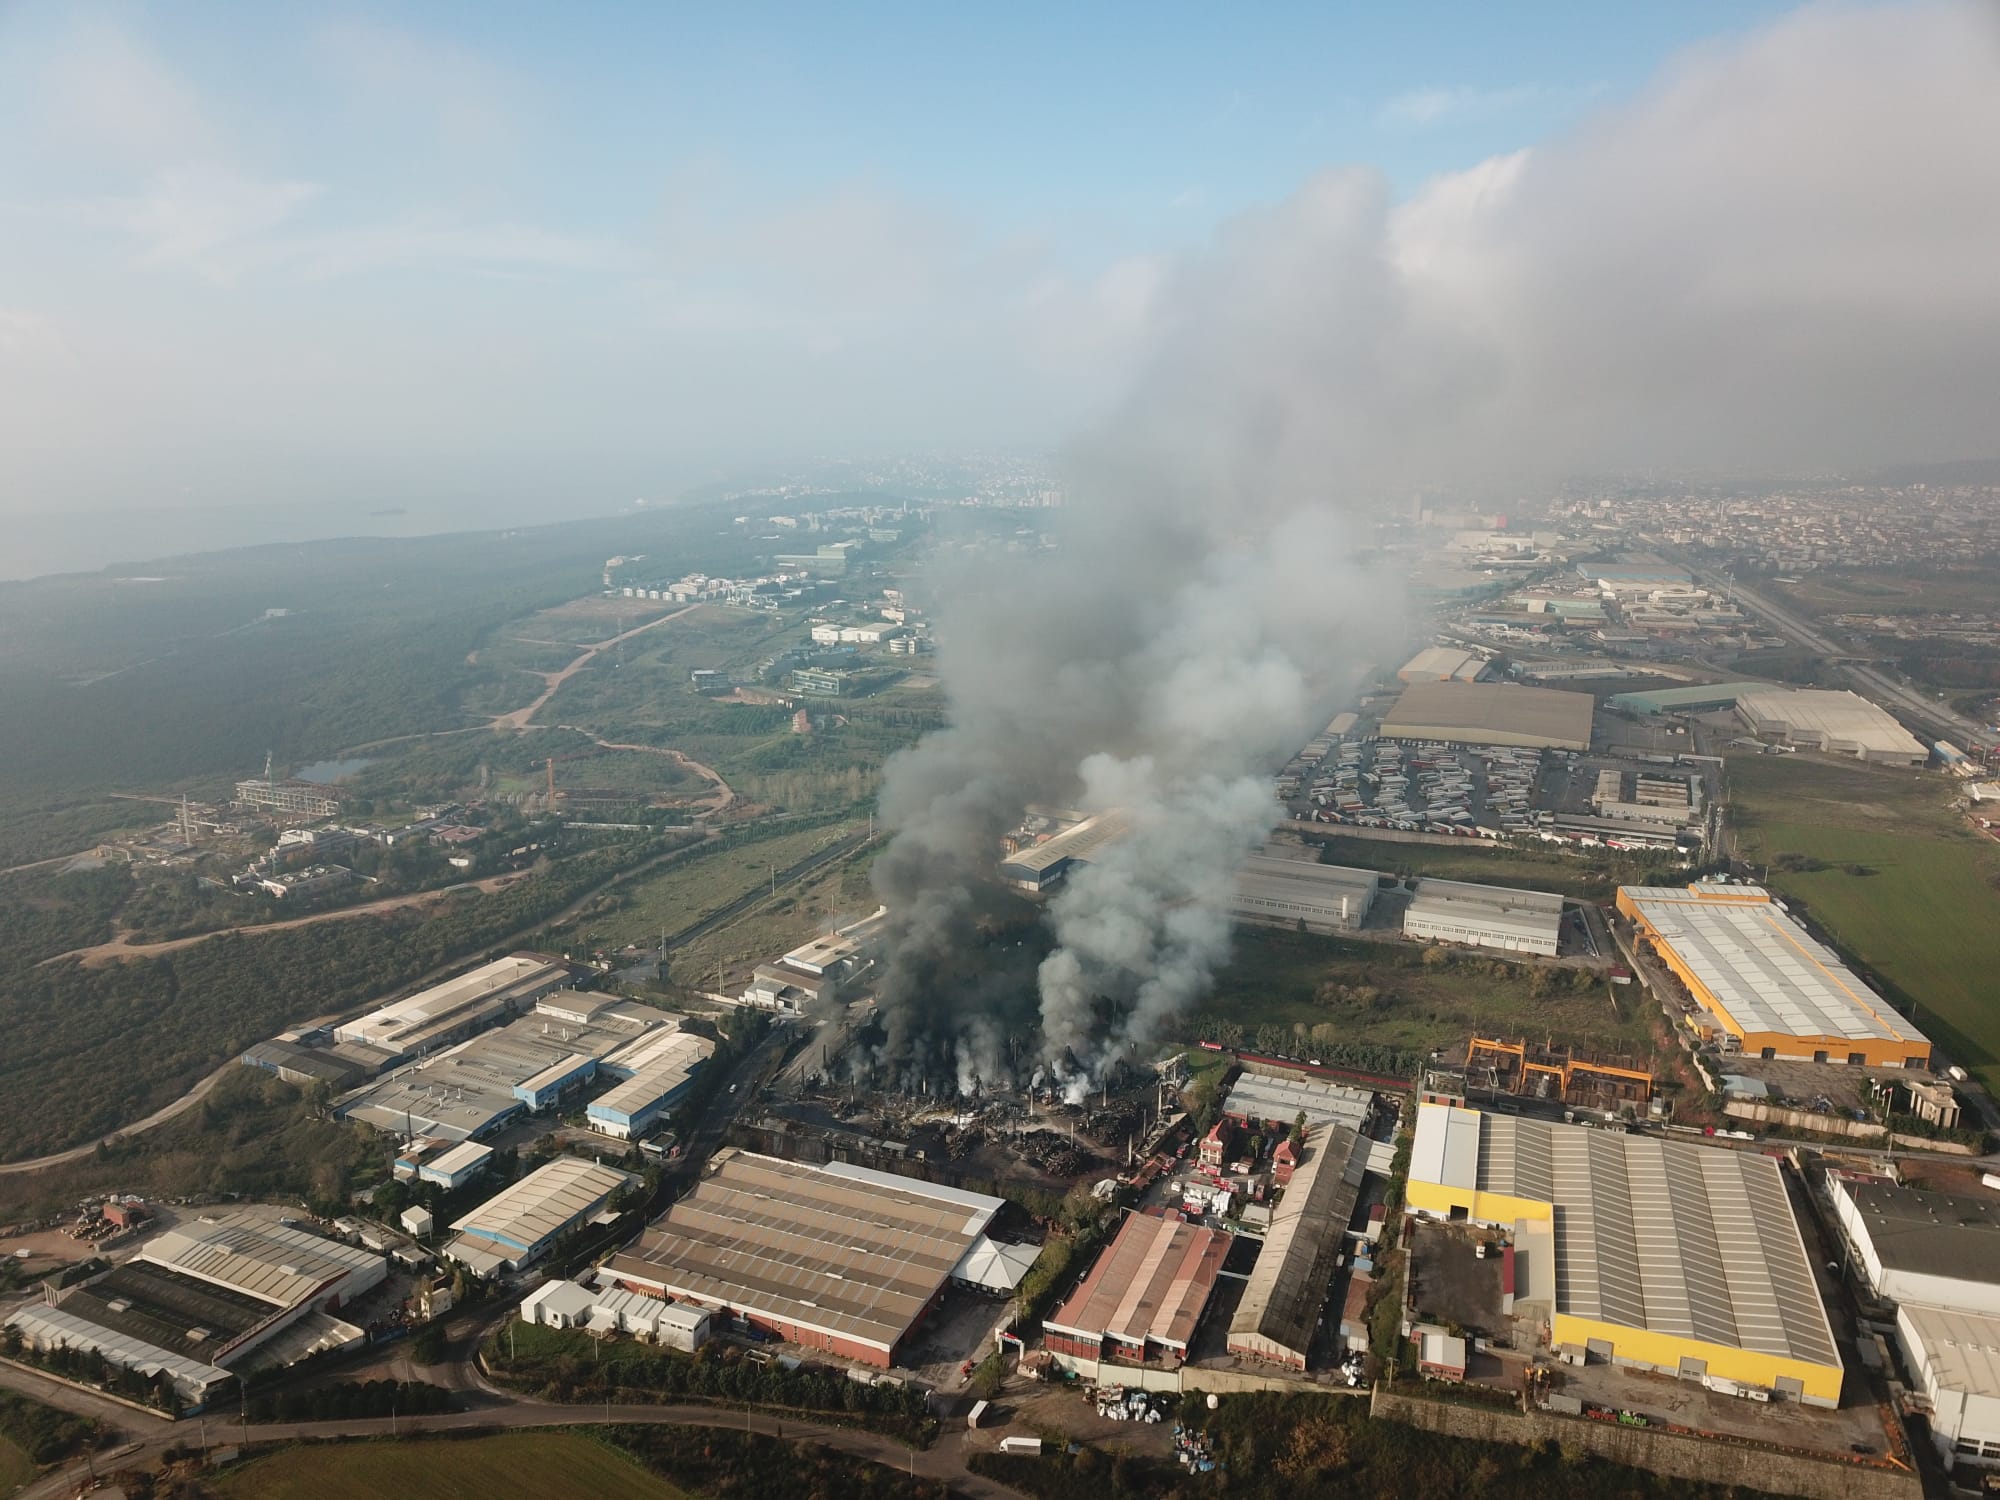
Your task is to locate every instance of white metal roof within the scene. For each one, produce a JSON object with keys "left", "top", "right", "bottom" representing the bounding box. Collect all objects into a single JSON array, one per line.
[
  {"left": 140, "top": 1213, "right": 383, "bottom": 1309},
  {"left": 1411, "top": 1102, "right": 1481, "bottom": 1191},
  {"left": 1223, "top": 1071, "right": 1374, "bottom": 1132},
  {"left": 4, "top": 1304, "right": 232, "bottom": 1395},
  {"left": 1736, "top": 688, "right": 1927, "bottom": 759},
  {"left": 451, "top": 1157, "right": 635, "bottom": 1249},
  {"left": 426, "top": 1140, "right": 494, "bottom": 1178},
  {"left": 1622, "top": 885, "right": 1927, "bottom": 1046},
  {"left": 1900, "top": 1302, "right": 2000, "bottom": 1399}
]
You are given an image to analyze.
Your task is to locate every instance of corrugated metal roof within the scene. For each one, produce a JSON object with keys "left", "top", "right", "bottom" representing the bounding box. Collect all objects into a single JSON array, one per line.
[
  {"left": 1623, "top": 885, "right": 1927, "bottom": 1046},
  {"left": 603, "top": 1150, "right": 1002, "bottom": 1353},
  {"left": 1901, "top": 1303, "right": 2000, "bottom": 1400},
  {"left": 1045, "top": 1210, "right": 1228, "bottom": 1352},
  {"left": 1228, "top": 1125, "right": 1365, "bottom": 1361},
  {"left": 1415, "top": 1104, "right": 1838, "bottom": 1369},
  {"left": 141, "top": 1212, "right": 382, "bottom": 1309},
  {"left": 450, "top": 1156, "right": 634, "bottom": 1253}
]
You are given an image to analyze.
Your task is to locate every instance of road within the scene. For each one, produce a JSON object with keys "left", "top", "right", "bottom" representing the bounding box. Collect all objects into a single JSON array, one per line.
[
  {"left": 1682, "top": 563, "right": 1992, "bottom": 750},
  {"left": 39, "top": 871, "right": 534, "bottom": 970},
  {"left": 489, "top": 605, "right": 700, "bottom": 731}
]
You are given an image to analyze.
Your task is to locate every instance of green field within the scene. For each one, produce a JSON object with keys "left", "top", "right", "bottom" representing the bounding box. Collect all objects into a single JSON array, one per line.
[
  {"left": 1195, "top": 926, "right": 1651, "bottom": 1067},
  {"left": 585, "top": 820, "right": 861, "bottom": 950},
  {"left": 1727, "top": 754, "right": 2000, "bottom": 1092},
  {"left": 663, "top": 840, "right": 880, "bottom": 993},
  {"left": 1773, "top": 565, "right": 2000, "bottom": 617},
  {"left": 1304, "top": 833, "right": 1681, "bottom": 902},
  {"left": 213, "top": 1432, "right": 687, "bottom": 1500},
  {"left": 0, "top": 1436, "right": 33, "bottom": 1498}
]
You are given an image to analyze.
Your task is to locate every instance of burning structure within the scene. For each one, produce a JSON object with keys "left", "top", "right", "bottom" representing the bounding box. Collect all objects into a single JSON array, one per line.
[{"left": 864, "top": 456, "right": 1400, "bottom": 1097}]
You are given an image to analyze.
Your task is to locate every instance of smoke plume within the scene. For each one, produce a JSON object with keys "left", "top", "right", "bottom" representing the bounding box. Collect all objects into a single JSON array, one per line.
[{"left": 866, "top": 0, "right": 2000, "bottom": 1092}]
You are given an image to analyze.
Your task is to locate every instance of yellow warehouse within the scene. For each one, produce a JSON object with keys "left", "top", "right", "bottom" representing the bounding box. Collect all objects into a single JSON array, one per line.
[
  {"left": 1616, "top": 882, "right": 1930, "bottom": 1069},
  {"left": 1407, "top": 1101, "right": 1844, "bottom": 1406}
]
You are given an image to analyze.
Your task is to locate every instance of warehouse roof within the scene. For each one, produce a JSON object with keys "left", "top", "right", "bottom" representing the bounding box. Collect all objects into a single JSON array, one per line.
[
  {"left": 603, "top": 1151, "right": 1003, "bottom": 1355},
  {"left": 1400, "top": 645, "right": 1490, "bottom": 682},
  {"left": 1900, "top": 1303, "right": 2000, "bottom": 1399},
  {"left": 1620, "top": 885, "right": 1927, "bottom": 1046},
  {"left": 1229, "top": 1125, "right": 1365, "bottom": 1359},
  {"left": 141, "top": 1212, "right": 383, "bottom": 1309},
  {"left": 425, "top": 1140, "right": 494, "bottom": 1180},
  {"left": 333, "top": 954, "right": 569, "bottom": 1051},
  {"left": 1045, "top": 1210, "right": 1229, "bottom": 1352},
  {"left": 1232, "top": 855, "right": 1378, "bottom": 925},
  {"left": 1002, "top": 811, "right": 1133, "bottom": 879},
  {"left": 1223, "top": 1071, "right": 1375, "bottom": 1133},
  {"left": 63, "top": 1260, "right": 274, "bottom": 1359},
  {"left": 1736, "top": 688, "right": 1927, "bottom": 759},
  {"left": 1380, "top": 680, "right": 1593, "bottom": 750},
  {"left": 592, "top": 1031, "right": 714, "bottom": 1119},
  {"left": 451, "top": 1157, "right": 635, "bottom": 1254},
  {"left": 5, "top": 1303, "right": 232, "bottom": 1395},
  {"left": 1837, "top": 1180, "right": 2000, "bottom": 1284},
  {"left": 1411, "top": 1103, "right": 1838, "bottom": 1369},
  {"left": 1607, "top": 682, "right": 1767, "bottom": 714}
]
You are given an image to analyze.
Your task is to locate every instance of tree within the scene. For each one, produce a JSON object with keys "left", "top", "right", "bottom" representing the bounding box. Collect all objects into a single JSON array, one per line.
[{"left": 1290, "top": 1110, "right": 1308, "bottom": 1150}]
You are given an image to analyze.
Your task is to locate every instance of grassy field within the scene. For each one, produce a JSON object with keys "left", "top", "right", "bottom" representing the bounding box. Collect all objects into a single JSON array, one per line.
[
  {"left": 1196, "top": 926, "right": 1650, "bottom": 1064},
  {"left": 664, "top": 840, "right": 880, "bottom": 992},
  {"left": 582, "top": 819, "right": 862, "bottom": 951},
  {"left": 0, "top": 1436, "right": 33, "bottom": 1497},
  {"left": 212, "top": 1432, "right": 687, "bottom": 1500},
  {"left": 1304, "top": 833, "right": 1681, "bottom": 902},
  {"left": 1727, "top": 753, "right": 2000, "bottom": 1092},
  {"left": 1773, "top": 565, "right": 2000, "bottom": 617}
]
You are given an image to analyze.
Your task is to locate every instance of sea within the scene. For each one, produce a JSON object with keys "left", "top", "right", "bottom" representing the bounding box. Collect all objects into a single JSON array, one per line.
[{"left": 3, "top": 496, "right": 613, "bottom": 584}]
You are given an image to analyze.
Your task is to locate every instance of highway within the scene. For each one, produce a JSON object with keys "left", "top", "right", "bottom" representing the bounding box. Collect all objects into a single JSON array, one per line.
[{"left": 1679, "top": 562, "right": 1992, "bottom": 751}]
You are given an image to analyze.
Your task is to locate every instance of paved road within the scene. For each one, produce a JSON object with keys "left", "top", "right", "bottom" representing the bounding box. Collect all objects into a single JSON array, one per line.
[
  {"left": 1685, "top": 565, "right": 1992, "bottom": 749},
  {"left": 9, "top": 1376, "right": 1012, "bottom": 1500}
]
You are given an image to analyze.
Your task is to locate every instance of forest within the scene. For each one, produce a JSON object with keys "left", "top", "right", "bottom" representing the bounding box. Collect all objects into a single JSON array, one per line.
[{"left": 0, "top": 831, "right": 691, "bottom": 1160}]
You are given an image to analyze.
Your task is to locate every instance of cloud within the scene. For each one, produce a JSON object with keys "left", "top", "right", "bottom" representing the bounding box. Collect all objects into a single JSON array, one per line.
[
  {"left": 314, "top": 17, "right": 520, "bottom": 153},
  {"left": 33, "top": 17, "right": 217, "bottom": 165},
  {"left": 1377, "top": 83, "right": 1542, "bottom": 129},
  {"left": 1121, "top": 0, "right": 2000, "bottom": 490}
]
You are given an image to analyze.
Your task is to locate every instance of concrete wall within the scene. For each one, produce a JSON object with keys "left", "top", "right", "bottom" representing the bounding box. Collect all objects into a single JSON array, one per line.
[
  {"left": 1723, "top": 1100, "right": 1886, "bottom": 1141},
  {"left": 1369, "top": 1388, "right": 1920, "bottom": 1500}
]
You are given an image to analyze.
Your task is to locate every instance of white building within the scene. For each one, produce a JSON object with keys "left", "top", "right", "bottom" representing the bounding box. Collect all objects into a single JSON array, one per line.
[
  {"left": 1403, "top": 878, "right": 1563, "bottom": 956},
  {"left": 1828, "top": 1176, "right": 2000, "bottom": 1316},
  {"left": 1897, "top": 1303, "right": 2000, "bottom": 1468}
]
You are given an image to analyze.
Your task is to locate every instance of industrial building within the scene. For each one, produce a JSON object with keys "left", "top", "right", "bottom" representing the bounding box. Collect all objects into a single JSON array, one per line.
[
  {"left": 520, "top": 1278, "right": 713, "bottom": 1352},
  {"left": 239, "top": 1037, "right": 385, "bottom": 1091},
  {"left": 1231, "top": 853, "right": 1378, "bottom": 933},
  {"left": 1895, "top": 1303, "right": 2000, "bottom": 1468},
  {"left": 1403, "top": 878, "right": 1564, "bottom": 956},
  {"left": 1227, "top": 1125, "right": 1368, "bottom": 1370},
  {"left": 1734, "top": 688, "right": 1928, "bottom": 765},
  {"left": 1398, "top": 645, "right": 1493, "bottom": 683},
  {"left": 446, "top": 1156, "right": 637, "bottom": 1277},
  {"left": 339, "top": 991, "right": 686, "bottom": 1142},
  {"left": 233, "top": 777, "right": 343, "bottom": 819},
  {"left": 1590, "top": 768, "right": 1700, "bottom": 828},
  {"left": 1000, "top": 810, "right": 1132, "bottom": 892},
  {"left": 1221, "top": 1068, "right": 1375, "bottom": 1135},
  {"left": 1826, "top": 1177, "right": 2000, "bottom": 1316},
  {"left": 1379, "top": 680, "right": 1593, "bottom": 752},
  {"left": 740, "top": 926, "right": 876, "bottom": 1012},
  {"left": 1406, "top": 1102, "right": 1842, "bottom": 1405},
  {"left": 602, "top": 1151, "right": 1014, "bottom": 1367},
  {"left": 5, "top": 1212, "right": 387, "bottom": 1405},
  {"left": 407, "top": 1140, "right": 495, "bottom": 1190},
  {"left": 1607, "top": 682, "right": 1766, "bottom": 716},
  {"left": 1618, "top": 884, "right": 1931, "bottom": 1068},
  {"left": 332, "top": 954, "right": 572, "bottom": 1062},
  {"left": 586, "top": 1029, "right": 716, "bottom": 1139},
  {"left": 1042, "top": 1210, "right": 1229, "bottom": 1374}
]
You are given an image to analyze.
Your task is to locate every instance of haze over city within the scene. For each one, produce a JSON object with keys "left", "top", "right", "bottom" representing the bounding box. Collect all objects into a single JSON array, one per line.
[{"left": 2, "top": 5, "right": 2000, "bottom": 1499}]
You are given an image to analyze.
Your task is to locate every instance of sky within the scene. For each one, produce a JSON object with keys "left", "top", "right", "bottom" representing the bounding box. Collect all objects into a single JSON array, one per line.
[{"left": 1, "top": 0, "right": 1995, "bottom": 542}]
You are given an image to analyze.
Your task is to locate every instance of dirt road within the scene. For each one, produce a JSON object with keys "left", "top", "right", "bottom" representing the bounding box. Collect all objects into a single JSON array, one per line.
[
  {"left": 488, "top": 604, "right": 699, "bottom": 731},
  {"left": 42, "top": 871, "right": 530, "bottom": 969}
]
